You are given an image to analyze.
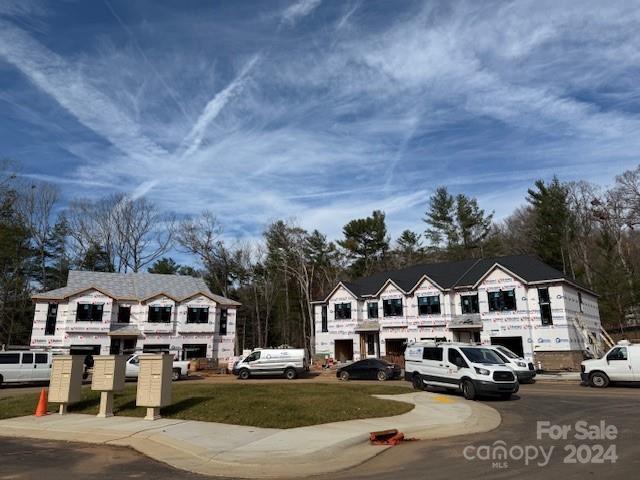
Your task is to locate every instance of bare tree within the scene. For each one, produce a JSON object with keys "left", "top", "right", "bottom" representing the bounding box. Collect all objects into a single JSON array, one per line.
[{"left": 16, "top": 182, "right": 59, "bottom": 289}]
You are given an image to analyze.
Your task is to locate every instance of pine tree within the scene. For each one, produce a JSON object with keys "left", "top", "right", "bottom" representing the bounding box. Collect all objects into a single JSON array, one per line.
[
  {"left": 526, "top": 176, "right": 571, "bottom": 272},
  {"left": 338, "top": 210, "right": 390, "bottom": 277},
  {"left": 81, "top": 242, "right": 114, "bottom": 272},
  {"left": 148, "top": 257, "right": 180, "bottom": 274},
  {"left": 45, "top": 213, "right": 70, "bottom": 288},
  {"left": 394, "top": 230, "right": 424, "bottom": 267}
]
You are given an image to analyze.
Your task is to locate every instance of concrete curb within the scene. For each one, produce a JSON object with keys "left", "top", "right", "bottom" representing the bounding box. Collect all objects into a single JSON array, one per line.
[{"left": 0, "top": 392, "right": 501, "bottom": 478}]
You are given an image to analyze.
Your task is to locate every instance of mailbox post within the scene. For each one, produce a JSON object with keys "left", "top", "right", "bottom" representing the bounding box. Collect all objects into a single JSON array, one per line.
[
  {"left": 91, "top": 355, "right": 126, "bottom": 418},
  {"left": 49, "top": 355, "right": 84, "bottom": 414},
  {"left": 136, "top": 354, "right": 172, "bottom": 420}
]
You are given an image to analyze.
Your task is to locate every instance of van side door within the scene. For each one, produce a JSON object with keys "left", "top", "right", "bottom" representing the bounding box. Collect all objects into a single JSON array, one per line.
[
  {"left": 33, "top": 353, "right": 52, "bottom": 381},
  {"left": 605, "top": 347, "right": 633, "bottom": 381},
  {"left": 446, "top": 347, "right": 469, "bottom": 385},
  {"left": 422, "top": 346, "right": 447, "bottom": 382},
  {"left": 19, "top": 352, "right": 35, "bottom": 381}
]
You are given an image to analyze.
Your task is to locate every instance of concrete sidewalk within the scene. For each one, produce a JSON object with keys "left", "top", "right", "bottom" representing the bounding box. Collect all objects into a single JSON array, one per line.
[{"left": 0, "top": 392, "right": 500, "bottom": 478}]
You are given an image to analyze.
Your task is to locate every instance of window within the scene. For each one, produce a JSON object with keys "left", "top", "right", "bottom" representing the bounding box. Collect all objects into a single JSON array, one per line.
[
  {"left": 461, "top": 347, "right": 504, "bottom": 364},
  {"left": 187, "top": 307, "right": 209, "bottom": 324},
  {"left": 21, "top": 353, "right": 33, "bottom": 364},
  {"left": 35, "top": 353, "right": 49, "bottom": 364},
  {"left": 0, "top": 353, "right": 20, "bottom": 364},
  {"left": 417, "top": 296, "right": 441, "bottom": 315},
  {"left": 578, "top": 291, "right": 584, "bottom": 313},
  {"left": 383, "top": 298, "right": 403, "bottom": 317},
  {"left": 220, "top": 308, "right": 228, "bottom": 335},
  {"left": 321, "top": 305, "right": 328, "bottom": 332},
  {"left": 487, "top": 290, "right": 516, "bottom": 312},
  {"left": 461, "top": 295, "right": 479, "bottom": 314},
  {"left": 334, "top": 303, "right": 352, "bottom": 320},
  {"left": 148, "top": 306, "right": 172, "bottom": 323},
  {"left": 117, "top": 306, "right": 131, "bottom": 323},
  {"left": 182, "top": 344, "right": 207, "bottom": 360},
  {"left": 538, "top": 288, "right": 553, "bottom": 326},
  {"left": 422, "top": 347, "right": 443, "bottom": 361},
  {"left": 76, "top": 303, "right": 104, "bottom": 321},
  {"left": 367, "top": 302, "right": 379, "bottom": 319},
  {"left": 607, "top": 347, "right": 628, "bottom": 361},
  {"left": 142, "top": 344, "right": 170, "bottom": 353},
  {"left": 447, "top": 348, "right": 468, "bottom": 368},
  {"left": 45, "top": 303, "right": 58, "bottom": 335},
  {"left": 244, "top": 351, "right": 261, "bottom": 362}
]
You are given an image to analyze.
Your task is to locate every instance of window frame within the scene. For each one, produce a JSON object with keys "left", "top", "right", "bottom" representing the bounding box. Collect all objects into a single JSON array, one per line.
[
  {"left": 422, "top": 347, "right": 443, "bottom": 361},
  {"left": 367, "top": 302, "right": 379, "bottom": 319},
  {"left": 321, "top": 305, "right": 328, "bottom": 332},
  {"left": 219, "top": 308, "right": 228, "bottom": 335},
  {"left": 45, "top": 303, "right": 58, "bottom": 335},
  {"left": 383, "top": 298, "right": 403, "bottom": 317},
  {"left": 334, "top": 303, "right": 352, "bottom": 320},
  {"left": 148, "top": 306, "right": 172, "bottom": 323},
  {"left": 538, "top": 287, "right": 553, "bottom": 326},
  {"left": 487, "top": 290, "right": 517, "bottom": 312},
  {"left": 76, "top": 303, "right": 104, "bottom": 322},
  {"left": 117, "top": 306, "right": 131, "bottom": 323},
  {"left": 461, "top": 294, "right": 479, "bottom": 314},
  {"left": 417, "top": 295, "right": 441, "bottom": 315},
  {"left": 186, "top": 307, "right": 209, "bottom": 324}
]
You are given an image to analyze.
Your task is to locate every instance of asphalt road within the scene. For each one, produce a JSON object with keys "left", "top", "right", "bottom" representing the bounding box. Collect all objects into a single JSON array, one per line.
[{"left": 0, "top": 383, "right": 638, "bottom": 480}]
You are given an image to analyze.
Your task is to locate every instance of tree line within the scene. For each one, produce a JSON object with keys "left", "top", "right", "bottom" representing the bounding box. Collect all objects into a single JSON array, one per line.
[{"left": 1, "top": 159, "right": 638, "bottom": 355}]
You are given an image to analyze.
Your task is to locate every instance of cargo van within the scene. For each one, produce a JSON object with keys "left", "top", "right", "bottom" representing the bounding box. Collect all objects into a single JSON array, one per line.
[
  {"left": 232, "top": 348, "right": 308, "bottom": 380},
  {"left": 405, "top": 341, "right": 519, "bottom": 400},
  {"left": 487, "top": 345, "right": 536, "bottom": 383},
  {"left": 0, "top": 350, "right": 53, "bottom": 386},
  {"left": 581, "top": 340, "right": 640, "bottom": 387}
]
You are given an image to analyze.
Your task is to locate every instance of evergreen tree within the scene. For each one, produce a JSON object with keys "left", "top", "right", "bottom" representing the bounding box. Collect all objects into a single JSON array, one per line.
[
  {"left": 424, "top": 187, "right": 493, "bottom": 259},
  {"left": 45, "top": 213, "right": 70, "bottom": 288},
  {"left": 394, "top": 230, "right": 424, "bottom": 267},
  {"left": 338, "top": 210, "right": 389, "bottom": 277},
  {"left": 81, "top": 242, "right": 114, "bottom": 272},
  {"left": 526, "top": 176, "right": 571, "bottom": 272},
  {"left": 148, "top": 257, "right": 180, "bottom": 274}
]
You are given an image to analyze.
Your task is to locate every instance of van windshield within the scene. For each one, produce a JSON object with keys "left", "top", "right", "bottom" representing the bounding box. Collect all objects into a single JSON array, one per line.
[
  {"left": 496, "top": 346, "right": 520, "bottom": 359},
  {"left": 461, "top": 348, "right": 504, "bottom": 364}
]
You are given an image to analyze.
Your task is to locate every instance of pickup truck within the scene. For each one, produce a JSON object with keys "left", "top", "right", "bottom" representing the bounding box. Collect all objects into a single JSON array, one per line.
[{"left": 125, "top": 354, "right": 190, "bottom": 381}]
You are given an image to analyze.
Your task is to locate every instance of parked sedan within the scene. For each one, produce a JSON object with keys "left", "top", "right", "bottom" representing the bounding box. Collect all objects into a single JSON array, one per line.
[{"left": 337, "top": 359, "right": 402, "bottom": 381}]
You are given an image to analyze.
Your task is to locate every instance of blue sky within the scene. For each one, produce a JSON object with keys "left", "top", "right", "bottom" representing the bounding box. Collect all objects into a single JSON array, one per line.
[{"left": 1, "top": 0, "right": 639, "bottom": 243}]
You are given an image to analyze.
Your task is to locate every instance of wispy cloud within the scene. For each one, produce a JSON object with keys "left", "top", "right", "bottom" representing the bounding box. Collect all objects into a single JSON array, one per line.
[{"left": 281, "top": 0, "right": 322, "bottom": 26}]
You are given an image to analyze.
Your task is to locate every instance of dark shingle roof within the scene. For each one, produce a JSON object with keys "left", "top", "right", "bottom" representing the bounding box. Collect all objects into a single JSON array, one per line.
[{"left": 322, "top": 255, "right": 592, "bottom": 301}]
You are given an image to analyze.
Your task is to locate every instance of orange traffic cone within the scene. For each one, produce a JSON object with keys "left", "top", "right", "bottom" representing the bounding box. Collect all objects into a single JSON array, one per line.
[{"left": 34, "top": 388, "right": 48, "bottom": 417}]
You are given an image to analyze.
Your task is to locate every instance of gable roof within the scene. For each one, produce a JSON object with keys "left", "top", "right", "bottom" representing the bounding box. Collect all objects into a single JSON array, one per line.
[
  {"left": 32, "top": 270, "right": 241, "bottom": 306},
  {"left": 317, "top": 255, "right": 594, "bottom": 301}
]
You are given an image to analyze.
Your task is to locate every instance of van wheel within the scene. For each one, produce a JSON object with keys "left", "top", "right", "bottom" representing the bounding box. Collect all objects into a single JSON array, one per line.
[
  {"left": 377, "top": 370, "right": 388, "bottom": 381},
  {"left": 284, "top": 368, "right": 297, "bottom": 380},
  {"left": 0, "top": 374, "right": 3, "bottom": 388},
  {"left": 412, "top": 374, "right": 423, "bottom": 390},
  {"left": 339, "top": 371, "right": 350, "bottom": 381},
  {"left": 238, "top": 369, "right": 251, "bottom": 380},
  {"left": 589, "top": 372, "right": 609, "bottom": 388},
  {"left": 172, "top": 369, "right": 181, "bottom": 381},
  {"left": 461, "top": 379, "right": 476, "bottom": 400}
]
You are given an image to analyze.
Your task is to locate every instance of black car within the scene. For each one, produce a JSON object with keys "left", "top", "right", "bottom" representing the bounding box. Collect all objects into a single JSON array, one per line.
[{"left": 336, "top": 359, "right": 401, "bottom": 381}]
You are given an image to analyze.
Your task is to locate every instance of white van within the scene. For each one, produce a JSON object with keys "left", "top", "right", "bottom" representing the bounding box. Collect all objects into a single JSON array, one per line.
[
  {"left": 405, "top": 342, "right": 519, "bottom": 400},
  {"left": 581, "top": 340, "right": 640, "bottom": 388},
  {"left": 487, "top": 345, "right": 536, "bottom": 383},
  {"left": 0, "top": 351, "right": 53, "bottom": 386},
  {"left": 232, "top": 348, "right": 308, "bottom": 380}
]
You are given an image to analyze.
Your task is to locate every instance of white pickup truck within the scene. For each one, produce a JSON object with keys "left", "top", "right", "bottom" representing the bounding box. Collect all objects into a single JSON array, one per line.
[{"left": 125, "top": 354, "right": 190, "bottom": 381}]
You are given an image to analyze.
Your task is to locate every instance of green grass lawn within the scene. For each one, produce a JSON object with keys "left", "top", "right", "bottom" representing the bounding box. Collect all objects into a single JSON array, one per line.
[{"left": 0, "top": 383, "right": 413, "bottom": 428}]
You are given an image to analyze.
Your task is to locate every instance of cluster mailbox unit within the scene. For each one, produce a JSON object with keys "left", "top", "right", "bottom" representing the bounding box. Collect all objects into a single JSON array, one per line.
[
  {"left": 136, "top": 354, "right": 173, "bottom": 420},
  {"left": 48, "top": 355, "right": 84, "bottom": 414},
  {"left": 91, "top": 355, "right": 126, "bottom": 418}
]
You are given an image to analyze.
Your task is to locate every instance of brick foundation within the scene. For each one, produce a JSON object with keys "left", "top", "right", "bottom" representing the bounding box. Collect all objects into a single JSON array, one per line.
[{"left": 535, "top": 350, "right": 585, "bottom": 371}]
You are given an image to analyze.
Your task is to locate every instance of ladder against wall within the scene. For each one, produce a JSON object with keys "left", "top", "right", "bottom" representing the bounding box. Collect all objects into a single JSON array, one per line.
[{"left": 572, "top": 316, "right": 614, "bottom": 358}]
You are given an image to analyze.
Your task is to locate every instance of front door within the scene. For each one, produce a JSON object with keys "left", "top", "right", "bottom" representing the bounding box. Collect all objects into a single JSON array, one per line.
[{"left": 360, "top": 333, "right": 379, "bottom": 358}]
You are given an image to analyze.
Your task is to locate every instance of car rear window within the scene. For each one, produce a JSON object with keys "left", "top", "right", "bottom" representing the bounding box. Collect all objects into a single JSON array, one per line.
[
  {"left": 423, "top": 347, "right": 443, "bottom": 361},
  {"left": 0, "top": 353, "right": 20, "bottom": 364}
]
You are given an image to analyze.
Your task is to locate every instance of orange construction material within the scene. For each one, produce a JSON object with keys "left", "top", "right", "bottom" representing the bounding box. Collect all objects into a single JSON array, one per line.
[
  {"left": 34, "top": 388, "right": 48, "bottom": 417},
  {"left": 370, "top": 429, "right": 405, "bottom": 445}
]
